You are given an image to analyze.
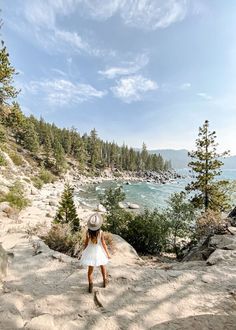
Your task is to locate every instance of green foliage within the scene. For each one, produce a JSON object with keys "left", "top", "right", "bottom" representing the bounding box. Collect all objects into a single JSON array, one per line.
[
  {"left": 32, "top": 168, "right": 56, "bottom": 189},
  {"left": 31, "top": 176, "right": 43, "bottom": 189},
  {"left": 125, "top": 209, "right": 170, "bottom": 254},
  {"left": 103, "top": 208, "right": 133, "bottom": 236},
  {"left": 100, "top": 186, "right": 125, "bottom": 213},
  {"left": 53, "top": 139, "right": 66, "bottom": 172},
  {"left": 22, "top": 119, "right": 40, "bottom": 153},
  {"left": 54, "top": 183, "right": 80, "bottom": 232},
  {"left": 0, "top": 123, "right": 6, "bottom": 143},
  {"left": 100, "top": 187, "right": 169, "bottom": 254},
  {"left": 1, "top": 180, "right": 30, "bottom": 210},
  {"left": 38, "top": 167, "right": 56, "bottom": 184},
  {"left": 0, "top": 152, "right": 6, "bottom": 166},
  {"left": 8, "top": 150, "right": 24, "bottom": 166},
  {"left": 164, "top": 192, "right": 196, "bottom": 257},
  {"left": 186, "top": 120, "right": 230, "bottom": 212},
  {"left": 0, "top": 37, "right": 19, "bottom": 104}
]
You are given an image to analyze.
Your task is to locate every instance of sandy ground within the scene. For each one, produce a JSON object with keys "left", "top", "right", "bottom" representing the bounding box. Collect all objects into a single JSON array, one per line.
[{"left": 0, "top": 180, "right": 236, "bottom": 329}]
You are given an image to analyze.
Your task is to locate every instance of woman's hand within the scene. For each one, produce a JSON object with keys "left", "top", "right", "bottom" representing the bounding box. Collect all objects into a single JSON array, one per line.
[{"left": 107, "top": 254, "right": 111, "bottom": 259}]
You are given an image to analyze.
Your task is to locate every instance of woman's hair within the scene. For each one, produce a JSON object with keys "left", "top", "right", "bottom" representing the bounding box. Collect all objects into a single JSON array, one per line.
[{"left": 88, "top": 228, "right": 100, "bottom": 244}]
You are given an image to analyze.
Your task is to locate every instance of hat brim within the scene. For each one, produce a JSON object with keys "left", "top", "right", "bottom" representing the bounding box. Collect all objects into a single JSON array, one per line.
[{"left": 88, "top": 224, "right": 102, "bottom": 231}]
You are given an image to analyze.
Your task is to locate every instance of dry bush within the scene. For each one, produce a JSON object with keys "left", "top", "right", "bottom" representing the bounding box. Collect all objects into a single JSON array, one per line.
[
  {"left": 103, "top": 231, "right": 115, "bottom": 254},
  {"left": 41, "top": 223, "right": 83, "bottom": 257},
  {"left": 196, "top": 209, "right": 227, "bottom": 237}
]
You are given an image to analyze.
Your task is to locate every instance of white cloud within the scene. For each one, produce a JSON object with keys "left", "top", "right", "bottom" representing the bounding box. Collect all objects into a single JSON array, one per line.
[
  {"left": 24, "top": 79, "right": 106, "bottom": 106},
  {"left": 99, "top": 54, "right": 149, "bottom": 79},
  {"left": 82, "top": 0, "right": 190, "bottom": 30},
  {"left": 197, "top": 92, "right": 212, "bottom": 101},
  {"left": 111, "top": 75, "right": 158, "bottom": 103},
  {"left": 179, "top": 82, "right": 191, "bottom": 90},
  {"left": 23, "top": 0, "right": 76, "bottom": 28}
]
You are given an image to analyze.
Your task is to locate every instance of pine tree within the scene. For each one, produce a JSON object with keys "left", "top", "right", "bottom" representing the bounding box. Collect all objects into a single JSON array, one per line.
[
  {"left": 186, "top": 120, "right": 230, "bottom": 211},
  {"left": 23, "top": 120, "right": 40, "bottom": 153},
  {"left": 141, "top": 143, "right": 148, "bottom": 170},
  {"left": 53, "top": 139, "right": 65, "bottom": 172},
  {"left": 89, "top": 128, "right": 100, "bottom": 170},
  {"left": 0, "top": 24, "right": 19, "bottom": 104},
  {"left": 54, "top": 183, "right": 80, "bottom": 232}
]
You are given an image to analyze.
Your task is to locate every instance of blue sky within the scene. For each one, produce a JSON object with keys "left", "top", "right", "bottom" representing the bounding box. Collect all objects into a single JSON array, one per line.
[{"left": 2, "top": 1, "right": 236, "bottom": 154}]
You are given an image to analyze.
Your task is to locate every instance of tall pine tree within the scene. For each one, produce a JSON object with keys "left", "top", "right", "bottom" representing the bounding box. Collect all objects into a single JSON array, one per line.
[{"left": 186, "top": 120, "right": 230, "bottom": 211}]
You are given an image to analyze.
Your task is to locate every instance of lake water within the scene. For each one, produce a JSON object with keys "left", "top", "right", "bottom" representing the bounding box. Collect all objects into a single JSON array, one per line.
[{"left": 76, "top": 169, "right": 236, "bottom": 210}]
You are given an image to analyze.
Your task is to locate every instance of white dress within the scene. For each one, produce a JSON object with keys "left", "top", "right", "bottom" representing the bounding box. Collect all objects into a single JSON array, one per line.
[{"left": 80, "top": 230, "right": 109, "bottom": 267}]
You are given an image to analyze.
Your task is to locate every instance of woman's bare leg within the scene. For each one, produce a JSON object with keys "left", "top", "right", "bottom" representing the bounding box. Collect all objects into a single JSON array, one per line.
[
  {"left": 88, "top": 266, "right": 94, "bottom": 293},
  {"left": 100, "top": 265, "right": 108, "bottom": 287},
  {"left": 88, "top": 266, "right": 94, "bottom": 283}
]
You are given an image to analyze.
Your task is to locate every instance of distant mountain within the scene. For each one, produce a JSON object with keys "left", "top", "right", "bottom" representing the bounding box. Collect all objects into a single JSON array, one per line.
[
  {"left": 149, "top": 149, "right": 236, "bottom": 169},
  {"left": 149, "top": 149, "right": 189, "bottom": 169}
]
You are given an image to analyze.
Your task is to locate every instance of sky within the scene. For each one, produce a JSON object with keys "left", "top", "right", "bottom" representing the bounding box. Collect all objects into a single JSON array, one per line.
[{"left": 2, "top": 0, "right": 236, "bottom": 154}]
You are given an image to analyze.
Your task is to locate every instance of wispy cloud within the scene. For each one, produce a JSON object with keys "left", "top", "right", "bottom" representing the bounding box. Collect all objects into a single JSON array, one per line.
[
  {"left": 81, "top": 0, "right": 192, "bottom": 30},
  {"left": 111, "top": 75, "right": 158, "bottom": 103},
  {"left": 24, "top": 79, "right": 106, "bottom": 106},
  {"left": 8, "top": 0, "right": 114, "bottom": 57},
  {"left": 197, "top": 92, "right": 212, "bottom": 101},
  {"left": 99, "top": 54, "right": 149, "bottom": 79},
  {"left": 179, "top": 82, "right": 191, "bottom": 90}
]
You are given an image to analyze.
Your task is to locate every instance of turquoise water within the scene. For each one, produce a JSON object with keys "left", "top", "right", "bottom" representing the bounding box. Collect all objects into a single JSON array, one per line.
[{"left": 76, "top": 169, "right": 236, "bottom": 210}]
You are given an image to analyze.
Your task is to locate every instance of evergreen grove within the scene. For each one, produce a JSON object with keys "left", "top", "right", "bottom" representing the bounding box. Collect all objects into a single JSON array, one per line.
[{"left": 0, "top": 102, "right": 171, "bottom": 174}]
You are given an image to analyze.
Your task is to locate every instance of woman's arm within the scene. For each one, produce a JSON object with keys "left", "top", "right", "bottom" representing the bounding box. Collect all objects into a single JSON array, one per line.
[
  {"left": 83, "top": 232, "right": 89, "bottom": 250},
  {"left": 101, "top": 232, "right": 111, "bottom": 259}
]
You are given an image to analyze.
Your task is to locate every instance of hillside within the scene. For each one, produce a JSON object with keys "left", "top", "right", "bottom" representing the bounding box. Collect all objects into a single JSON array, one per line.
[{"left": 150, "top": 149, "right": 236, "bottom": 169}]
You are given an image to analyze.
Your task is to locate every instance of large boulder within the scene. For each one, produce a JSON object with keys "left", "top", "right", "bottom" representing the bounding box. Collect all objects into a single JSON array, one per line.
[
  {"left": 25, "top": 314, "right": 56, "bottom": 330},
  {"left": 127, "top": 203, "right": 140, "bottom": 209},
  {"left": 0, "top": 244, "right": 8, "bottom": 280},
  {"left": 206, "top": 249, "right": 236, "bottom": 265}
]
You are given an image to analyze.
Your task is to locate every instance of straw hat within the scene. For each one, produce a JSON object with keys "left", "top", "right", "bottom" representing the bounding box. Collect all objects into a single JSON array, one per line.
[{"left": 87, "top": 213, "right": 103, "bottom": 231}]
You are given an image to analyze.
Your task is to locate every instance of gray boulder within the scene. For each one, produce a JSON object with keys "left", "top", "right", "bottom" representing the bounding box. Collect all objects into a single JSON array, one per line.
[
  {"left": 25, "top": 314, "right": 56, "bottom": 330},
  {"left": 206, "top": 249, "right": 236, "bottom": 265},
  {"left": 0, "top": 244, "right": 8, "bottom": 280}
]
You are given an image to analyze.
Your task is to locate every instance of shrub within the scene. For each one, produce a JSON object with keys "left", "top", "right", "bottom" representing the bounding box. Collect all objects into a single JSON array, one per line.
[
  {"left": 164, "top": 192, "right": 196, "bottom": 257},
  {"left": 0, "top": 152, "right": 7, "bottom": 166},
  {"left": 2, "top": 181, "right": 30, "bottom": 210},
  {"left": 42, "top": 223, "right": 83, "bottom": 257},
  {"left": 31, "top": 176, "right": 43, "bottom": 189},
  {"left": 31, "top": 168, "right": 56, "bottom": 189},
  {"left": 124, "top": 209, "right": 170, "bottom": 254},
  {"left": 38, "top": 168, "right": 56, "bottom": 184},
  {"left": 8, "top": 151, "right": 24, "bottom": 166},
  {"left": 195, "top": 210, "right": 227, "bottom": 238},
  {"left": 102, "top": 208, "right": 134, "bottom": 236}
]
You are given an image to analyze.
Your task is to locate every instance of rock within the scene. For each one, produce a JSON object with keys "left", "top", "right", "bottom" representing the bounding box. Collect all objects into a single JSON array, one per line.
[
  {"left": 31, "top": 187, "right": 38, "bottom": 195},
  {"left": 206, "top": 249, "right": 236, "bottom": 265},
  {"left": 25, "top": 314, "right": 56, "bottom": 330},
  {"left": 49, "top": 200, "right": 57, "bottom": 207},
  {"left": 118, "top": 202, "right": 126, "bottom": 209},
  {"left": 0, "top": 244, "right": 8, "bottom": 280},
  {"left": 229, "top": 217, "right": 236, "bottom": 227},
  {"left": 0, "top": 310, "right": 24, "bottom": 330},
  {"left": 128, "top": 203, "right": 140, "bottom": 209},
  {"left": 210, "top": 235, "right": 236, "bottom": 250},
  {"left": 0, "top": 202, "right": 11, "bottom": 213},
  {"left": 97, "top": 204, "right": 106, "bottom": 212}
]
